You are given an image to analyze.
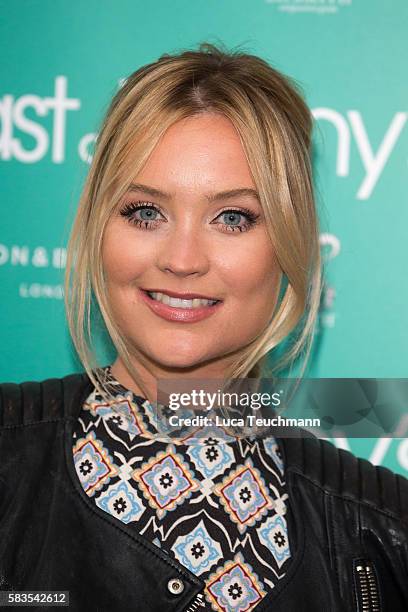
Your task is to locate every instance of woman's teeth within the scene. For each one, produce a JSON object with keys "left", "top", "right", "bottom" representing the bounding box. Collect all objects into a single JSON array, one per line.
[{"left": 147, "top": 291, "right": 218, "bottom": 308}]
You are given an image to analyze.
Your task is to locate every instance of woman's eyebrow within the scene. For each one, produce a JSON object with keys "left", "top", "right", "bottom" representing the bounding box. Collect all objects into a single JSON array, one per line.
[{"left": 127, "top": 182, "right": 260, "bottom": 203}]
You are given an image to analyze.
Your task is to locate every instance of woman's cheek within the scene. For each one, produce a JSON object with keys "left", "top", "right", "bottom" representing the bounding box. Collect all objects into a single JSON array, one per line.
[
  {"left": 214, "top": 240, "right": 275, "bottom": 299},
  {"left": 102, "top": 227, "right": 148, "bottom": 282}
]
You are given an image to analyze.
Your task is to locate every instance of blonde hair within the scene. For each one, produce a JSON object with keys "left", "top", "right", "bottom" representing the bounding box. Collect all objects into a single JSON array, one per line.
[{"left": 64, "top": 41, "right": 322, "bottom": 402}]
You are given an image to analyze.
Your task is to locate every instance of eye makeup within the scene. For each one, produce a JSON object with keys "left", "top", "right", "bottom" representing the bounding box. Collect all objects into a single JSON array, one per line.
[{"left": 119, "top": 200, "right": 261, "bottom": 233}]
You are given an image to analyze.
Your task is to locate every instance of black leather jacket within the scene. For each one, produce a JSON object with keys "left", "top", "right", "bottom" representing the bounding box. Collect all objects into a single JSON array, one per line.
[{"left": 0, "top": 372, "right": 407, "bottom": 611}]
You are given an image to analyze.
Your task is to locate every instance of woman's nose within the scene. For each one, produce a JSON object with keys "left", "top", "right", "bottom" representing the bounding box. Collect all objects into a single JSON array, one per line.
[{"left": 156, "top": 224, "right": 210, "bottom": 277}]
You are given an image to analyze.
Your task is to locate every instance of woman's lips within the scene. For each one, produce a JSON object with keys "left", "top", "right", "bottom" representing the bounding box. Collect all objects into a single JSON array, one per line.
[{"left": 138, "top": 289, "right": 223, "bottom": 323}]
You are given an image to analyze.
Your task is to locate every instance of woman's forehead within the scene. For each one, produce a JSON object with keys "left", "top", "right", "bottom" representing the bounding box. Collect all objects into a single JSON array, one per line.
[{"left": 125, "top": 116, "right": 256, "bottom": 194}]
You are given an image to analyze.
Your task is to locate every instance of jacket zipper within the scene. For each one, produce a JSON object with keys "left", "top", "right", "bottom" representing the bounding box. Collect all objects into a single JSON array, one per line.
[
  {"left": 185, "top": 592, "right": 206, "bottom": 611},
  {"left": 353, "top": 559, "right": 381, "bottom": 612}
]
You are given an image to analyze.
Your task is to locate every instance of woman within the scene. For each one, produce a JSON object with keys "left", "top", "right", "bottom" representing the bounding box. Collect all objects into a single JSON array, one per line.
[{"left": 0, "top": 43, "right": 407, "bottom": 612}]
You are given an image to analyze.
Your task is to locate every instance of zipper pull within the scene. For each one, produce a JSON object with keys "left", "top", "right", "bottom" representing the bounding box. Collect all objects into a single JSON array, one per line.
[
  {"left": 353, "top": 558, "right": 382, "bottom": 611},
  {"left": 185, "top": 592, "right": 206, "bottom": 611}
]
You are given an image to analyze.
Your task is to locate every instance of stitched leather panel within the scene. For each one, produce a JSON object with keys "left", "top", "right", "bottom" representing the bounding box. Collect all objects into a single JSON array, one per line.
[
  {"left": 0, "top": 382, "right": 24, "bottom": 426},
  {"left": 0, "top": 373, "right": 90, "bottom": 426},
  {"left": 282, "top": 434, "right": 408, "bottom": 524},
  {"left": 0, "top": 379, "right": 60, "bottom": 426}
]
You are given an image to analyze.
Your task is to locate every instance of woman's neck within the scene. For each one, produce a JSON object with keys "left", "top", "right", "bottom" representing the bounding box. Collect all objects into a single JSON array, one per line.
[{"left": 109, "top": 353, "right": 238, "bottom": 403}]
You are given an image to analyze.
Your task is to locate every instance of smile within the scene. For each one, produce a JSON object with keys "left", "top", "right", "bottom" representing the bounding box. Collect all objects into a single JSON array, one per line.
[
  {"left": 139, "top": 289, "right": 223, "bottom": 323},
  {"left": 147, "top": 291, "right": 218, "bottom": 308}
]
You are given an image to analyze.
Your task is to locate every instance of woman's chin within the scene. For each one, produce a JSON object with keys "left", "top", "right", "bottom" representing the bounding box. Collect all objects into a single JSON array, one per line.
[
  {"left": 143, "top": 346, "right": 221, "bottom": 372},
  {"left": 153, "top": 355, "right": 210, "bottom": 371}
]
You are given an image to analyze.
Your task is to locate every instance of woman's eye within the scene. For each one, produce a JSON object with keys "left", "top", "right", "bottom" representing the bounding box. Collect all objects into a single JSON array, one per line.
[
  {"left": 138, "top": 208, "right": 159, "bottom": 221},
  {"left": 120, "top": 201, "right": 164, "bottom": 229},
  {"left": 221, "top": 211, "right": 242, "bottom": 226},
  {"left": 213, "top": 209, "right": 260, "bottom": 233}
]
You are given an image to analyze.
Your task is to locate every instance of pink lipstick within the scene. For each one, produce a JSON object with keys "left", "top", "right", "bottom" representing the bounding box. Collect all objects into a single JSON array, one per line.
[{"left": 138, "top": 288, "right": 223, "bottom": 323}]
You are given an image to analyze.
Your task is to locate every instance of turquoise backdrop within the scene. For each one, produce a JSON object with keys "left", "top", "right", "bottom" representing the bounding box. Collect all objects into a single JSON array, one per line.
[{"left": 1, "top": 0, "right": 407, "bottom": 475}]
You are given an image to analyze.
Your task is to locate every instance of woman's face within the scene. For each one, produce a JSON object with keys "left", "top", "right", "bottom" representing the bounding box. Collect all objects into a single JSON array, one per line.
[{"left": 102, "top": 113, "right": 280, "bottom": 375}]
